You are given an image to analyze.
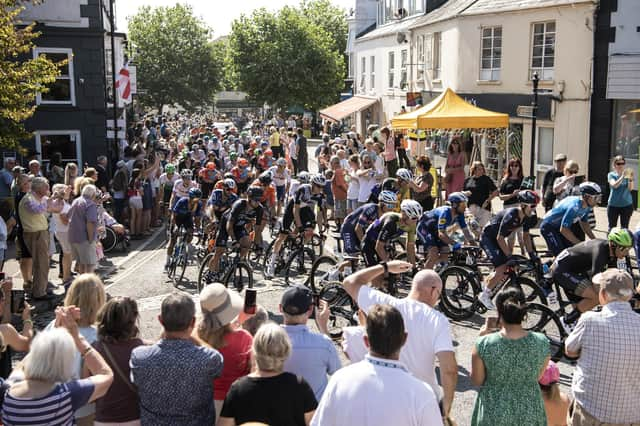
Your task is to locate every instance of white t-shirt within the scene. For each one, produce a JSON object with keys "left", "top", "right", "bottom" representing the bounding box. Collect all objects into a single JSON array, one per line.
[
  {"left": 311, "top": 355, "right": 442, "bottom": 426},
  {"left": 347, "top": 171, "right": 360, "bottom": 200},
  {"left": 357, "top": 173, "right": 377, "bottom": 203},
  {"left": 341, "top": 326, "right": 367, "bottom": 362},
  {"left": 357, "top": 286, "right": 454, "bottom": 400},
  {"left": 53, "top": 201, "right": 71, "bottom": 233}
]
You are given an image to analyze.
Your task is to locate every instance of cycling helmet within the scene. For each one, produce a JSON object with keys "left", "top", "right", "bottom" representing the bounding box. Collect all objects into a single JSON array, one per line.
[
  {"left": 247, "top": 186, "right": 264, "bottom": 200},
  {"left": 188, "top": 188, "right": 202, "bottom": 199},
  {"left": 223, "top": 178, "right": 236, "bottom": 189},
  {"left": 250, "top": 141, "right": 258, "bottom": 149},
  {"left": 447, "top": 192, "right": 468, "bottom": 204},
  {"left": 400, "top": 199, "right": 423, "bottom": 220},
  {"left": 276, "top": 158, "right": 287, "bottom": 166},
  {"left": 396, "top": 168, "right": 413, "bottom": 182},
  {"left": 206, "top": 161, "right": 216, "bottom": 170},
  {"left": 378, "top": 190, "right": 398, "bottom": 204},
  {"left": 382, "top": 177, "right": 398, "bottom": 192},
  {"left": 180, "top": 169, "right": 193, "bottom": 179},
  {"left": 260, "top": 140, "right": 269, "bottom": 147},
  {"left": 264, "top": 149, "right": 273, "bottom": 156},
  {"left": 259, "top": 171, "right": 273, "bottom": 185},
  {"left": 579, "top": 181, "right": 602, "bottom": 196},
  {"left": 254, "top": 148, "right": 262, "bottom": 156},
  {"left": 229, "top": 152, "right": 238, "bottom": 160},
  {"left": 164, "top": 164, "right": 176, "bottom": 173},
  {"left": 237, "top": 158, "right": 249, "bottom": 167},
  {"left": 297, "top": 171, "right": 311, "bottom": 184},
  {"left": 518, "top": 190, "right": 540, "bottom": 206},
  {"left": 224, "top": 172, "right": 234, "bottom": 180},
  {"left": 311, "top": 174, "right": 326, "bottom": 187},
  {"left": 608, "top": 227, "right": 633, "bottom": 247}
]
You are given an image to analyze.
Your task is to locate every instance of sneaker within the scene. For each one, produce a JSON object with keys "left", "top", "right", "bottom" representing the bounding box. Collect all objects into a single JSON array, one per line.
[
  {"left": 560, "top": 316, "right": 575, "bottom": 334},
  {"left": 478, "top": 291, "right": 496, "bottom": 310}
]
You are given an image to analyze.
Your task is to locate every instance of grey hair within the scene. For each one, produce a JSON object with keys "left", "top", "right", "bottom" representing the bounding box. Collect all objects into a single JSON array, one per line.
[
  {"left": 97, "top": 155, "right": 107, "bottom": 163},
  {"left": 30, "top": 177, "right": 49, "bottom": 192},
  {"left": 28, "top": 160, "right": 40, "bottom": 167},
  {"left": 81, "top": 184, "right": 97, "bottom": 199},
  {"left": 23, "top": 328, "right": 76, "bottom": 382},
  {"left": 161, "top": 292, "right": 195, "bottom": 332},
  {"left": 252, "top": 322, "right": 291, "bottom": 372}
]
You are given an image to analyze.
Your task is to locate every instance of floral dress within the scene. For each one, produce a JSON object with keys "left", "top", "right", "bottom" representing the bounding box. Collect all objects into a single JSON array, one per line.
[{"left": 471, "top": 331, "right": 550, "bottom": 426}]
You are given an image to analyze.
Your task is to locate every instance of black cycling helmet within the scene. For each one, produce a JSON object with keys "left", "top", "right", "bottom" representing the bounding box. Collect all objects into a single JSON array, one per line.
[
  {"left": 259, "top": 171, "right": 273, "bottom": 185},
  {"left": 247, "top": 186, "right": 264, "bottom": 200},
  {"left": 188, "top": 188, "right": 202, "bottom": 199}
]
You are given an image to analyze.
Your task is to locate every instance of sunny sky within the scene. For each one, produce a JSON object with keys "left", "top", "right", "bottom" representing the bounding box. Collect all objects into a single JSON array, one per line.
[{"left": 115, "top": 0, "right": 355, "bottom": 37}]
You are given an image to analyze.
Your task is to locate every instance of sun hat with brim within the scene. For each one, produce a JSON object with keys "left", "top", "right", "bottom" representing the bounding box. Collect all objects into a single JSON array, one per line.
[
  {"left": 538, "top": 360, "right": 560, "bottom": 386},
  {"left": 593, "top": 268, "right": 634, "bottom": 299},
  {"left": 554, "top": 154, "right": 567, "bottom": 162},
  {"left": 199, "top": 283, "right": 243, "bottom": 329}
]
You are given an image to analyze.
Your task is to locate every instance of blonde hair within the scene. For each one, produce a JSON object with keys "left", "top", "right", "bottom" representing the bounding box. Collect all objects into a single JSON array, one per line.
[
  {"left": 469, "top": 161, "right": 485, "bottom": 175},
  {"left": 198, "top": 313, "right": 233, "bottom": 349},
  {"left": 565, "top": 160, "right": 579, "bottom": 174},
  {"left": 51, "top": 183, "right": 67, "bottom": 199},
  {"left": 23, "top": 328, "right": 75, "bottom": 382},
  {"left": 64, "top": 273, "right": 106, "bottom": 327},
  {"left": 74, "top": 176, "right": 94, "bottom": 197},
  {"left": 64, "top": 163, "right": 78, "bottom": 186},
  {"left": 252, "top": 322, "right": 291, "bottom": 372}
]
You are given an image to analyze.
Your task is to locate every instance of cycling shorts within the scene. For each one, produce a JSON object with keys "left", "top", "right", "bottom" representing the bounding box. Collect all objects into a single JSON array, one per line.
[
  {"left": 417, "top": 220, "right": 447, "bottom": 249},
  {"left": 237, "top": 181, "right": 249, "bottom": 195},
  {"left": 340, "top": 223, "right": 360, "bottom": 254},
  {"left": 361, "top": 240, "right": 379, "bottom": 267},
  {"left": 540, "top": 221, "right": 572, "bottom": 256},
  {"left": 551, "top": 268, "right": 589, "bottom": 303},
  {"left": 276, "top": 185, "right": 286, "bottom": 202},
  {"left": 215, "top": 217, "right": 248, "bottom": 248},
  {"left": 281, "top": 206, "right": 315, "bottom": 234},
  {"left": 479, "top": 233, "right": 507, "bottom": 267},
  {"left": 174, "top": 214, "right": 194, "bottom": 231}
]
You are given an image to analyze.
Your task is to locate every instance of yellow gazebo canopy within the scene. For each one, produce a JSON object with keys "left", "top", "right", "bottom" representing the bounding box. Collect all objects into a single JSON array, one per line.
[{"left": 391, "top": 88, "right": 509, "bottom": 129}]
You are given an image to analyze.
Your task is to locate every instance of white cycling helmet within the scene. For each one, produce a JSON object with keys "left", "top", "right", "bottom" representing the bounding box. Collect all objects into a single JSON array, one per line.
[
  {"left": 311, "top": 174, "right": 326, "bottom": 187},
  {"left": 297, "top": 171, "right": 311, "bottom": 184},
  {"left": 579, "top": 181, "right": 602, "bottom": 196},
  {"left": 180, "top": 169, "right": 193, "bottom": 179},
  {"left": 223, "top": 178, "right": 236, "bottom": 189},
  {"left": 378, "top": 190, "right": 398, "bottom": 204},
  {"left": 396, "top": 168, "right": 413, "bottom": 182},
  {"left": 400, "top": 199, "right": 423, "bottom": 220}
]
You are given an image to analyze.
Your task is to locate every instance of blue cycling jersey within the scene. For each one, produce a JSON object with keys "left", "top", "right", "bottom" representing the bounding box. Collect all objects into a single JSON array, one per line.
[
  {"left": 172, "top": 197, "right": 202, "bottom": 217},
  {"left": 541, "top": 196, "right": 591, "bottom": 229},
  {"left": 420, "top": 206, "right": 467, "bottom": 232},
  {"left": 482, "top": 207, "right": 536, "bottom": 241},
  {"left": 343, "top": 203, "right": 379, "bottom": 229},
  {"left": 207, "top": 188, "right": 238, "bottom": 209}
]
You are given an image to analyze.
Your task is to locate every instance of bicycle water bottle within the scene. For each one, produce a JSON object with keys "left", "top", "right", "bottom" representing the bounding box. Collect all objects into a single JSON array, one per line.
[
  {"left": 452, "top": 242, "right": 462, "bottom": 251},
  {"left": 542, "top": 263, "right": 552, "bottom": 279}
]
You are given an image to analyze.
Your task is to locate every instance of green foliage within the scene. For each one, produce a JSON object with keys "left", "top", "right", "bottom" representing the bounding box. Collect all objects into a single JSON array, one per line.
[
  {"left": 228, "top": 2, "right": 346, "bottom": 111},
  {"left": 0, "top": 0, "right": 62, "bottom": 150},
  {"left": 300, "top": 0, "right": 348, "bottom": 56},
  {"left": 211, "top": 37, "right": 239, "bottom": 92},
  {"left": 127, "top": 4, "right": 222, "bottom": 112}
]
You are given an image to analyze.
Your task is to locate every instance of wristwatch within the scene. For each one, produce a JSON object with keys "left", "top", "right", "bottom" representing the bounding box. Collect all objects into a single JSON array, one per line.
[{"left": 380, "top": 261, "right": 389, "bottom": 277}]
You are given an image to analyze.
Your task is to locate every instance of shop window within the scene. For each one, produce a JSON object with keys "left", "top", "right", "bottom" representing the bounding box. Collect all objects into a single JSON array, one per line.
[
  {"left": 612, "top": 100, "right": 640, "bottom": 162},
  {"left": 34, "top": 47, "right": 75, "bottom": 105},
  {"left": 35, "top": 131, "right": 82, "bottom": 168}
]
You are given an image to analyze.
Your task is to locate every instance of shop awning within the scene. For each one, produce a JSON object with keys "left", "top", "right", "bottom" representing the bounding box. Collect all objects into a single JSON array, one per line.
[
  {"left": 391, "top": 88, "right": 509, "bottom": 129},
  {"left": 319, "top": 96, "right": 378, "bottom": 122}
]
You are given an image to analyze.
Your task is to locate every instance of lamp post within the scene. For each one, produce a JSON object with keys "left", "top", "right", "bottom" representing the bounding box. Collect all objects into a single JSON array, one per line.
[{"left": 529, "top": 72, "right": 539, "bottom": 179}]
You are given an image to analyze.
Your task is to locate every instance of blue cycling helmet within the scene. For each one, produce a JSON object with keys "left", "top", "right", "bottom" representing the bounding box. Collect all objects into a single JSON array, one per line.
[
  {"left": 188, "top": 188, "right": 202, "bottom": 199},
  {"left": 447, "top": 192, "right": 468, "bottom": 204}
]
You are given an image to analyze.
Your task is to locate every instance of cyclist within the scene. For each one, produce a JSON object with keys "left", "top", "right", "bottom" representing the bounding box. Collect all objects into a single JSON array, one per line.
[
  {"left": 231, "top": 158, "right": 252, "bottom": 195},
  {"left": 367, "top": 177, "right": 399, "bottom": 204},
  {"left": 288, "top": 171, "right": 310, "bottom": 200},
  {"left": 250, "top": 171, "right": 276, "bottom": 248},
  {"left": 198, "top": 161, "right": 220, "bottom": 199},
  {"left": 159, "top": 164, "right": 179, "bottom": 218},
  {"left": 477, "top": 190, "right": 540, "bottom": 310},
  {"left": 169, "top": 169, "right": 198, "bottom": 210},
  {"left": 266, "top": 175, "right": 325, "bottom": 278},
  {"left": 269, "top": 158, "right": 291, "bottom": 217},
  {"left": 257, "top": 149, "right": 274, "bottom": 173},
  {"left": 206, "top": 178, "right": 238, "bottom": 221},
  {"left": 340, "top": 190, "right": 398, "bottom": 255},
  {"left": 361, "top": 199, "right": 423, "bottom": 269},
  {"left": 417, "top": 192, "right": 475, "bottom": 270},
  {"left": 206, "top": 186, "right": 265, "bottom": 282},
  {"left": 540, "top": 181, "right": 601, "bottom": 256},
  {"left": 395, "top": 168, "right": 413, "bottom": 211},
  {"left": 164, "top": 187, "right": 203, "bottom": 270},
  {"left": 550, "top": 227, "right": 634, "bottom": 328}
]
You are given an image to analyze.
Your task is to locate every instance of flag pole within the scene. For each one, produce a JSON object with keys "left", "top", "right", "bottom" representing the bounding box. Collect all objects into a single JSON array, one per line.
[{"left": 109, "top": 0, "right": 117, "bottom": 180}]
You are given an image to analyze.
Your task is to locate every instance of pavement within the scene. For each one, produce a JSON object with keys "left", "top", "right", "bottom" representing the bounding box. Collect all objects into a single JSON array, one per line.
[{"left": 5, "top": 142, "right": 638, "bottom": 425}]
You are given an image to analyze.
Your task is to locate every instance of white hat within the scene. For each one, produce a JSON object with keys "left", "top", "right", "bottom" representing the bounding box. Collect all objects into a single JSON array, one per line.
[{"left": 199, "top": 283, "right": 242, "bottom": 329}]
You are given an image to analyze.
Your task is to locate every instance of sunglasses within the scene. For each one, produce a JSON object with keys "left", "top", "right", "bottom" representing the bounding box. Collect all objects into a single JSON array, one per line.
[
  {"left": 384, "top": 203, "right": 397, "bottom": 209},
  {"left": 510, "top": 165, "right": 520, "bottom": 168},
  {"left": 616, "top": 162, "right": 625, "bottom": 166}
]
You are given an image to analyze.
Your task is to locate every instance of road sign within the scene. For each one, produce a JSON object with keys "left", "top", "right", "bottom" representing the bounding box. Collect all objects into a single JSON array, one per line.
[{"left": 517, "top": 105, "right": 535, "bottom": 118}]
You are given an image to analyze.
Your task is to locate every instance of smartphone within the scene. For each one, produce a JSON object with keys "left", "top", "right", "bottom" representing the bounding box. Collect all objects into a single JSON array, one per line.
[
  {"left": 313, "top": 294, "right": 320, "bottom": 307},
  {"left": 243, "top": 289, "right": 257, "bottom": 315},
  {"left": 485, "top": 316, "right": 499, "bottom": 329},
  {"left": 11, "top": 290, "right": 25, "bottom": 314}
]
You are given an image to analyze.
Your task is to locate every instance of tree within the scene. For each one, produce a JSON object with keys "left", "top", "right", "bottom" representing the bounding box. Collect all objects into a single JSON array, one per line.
[
  {"left": 211, "top": 37, "right": 239, "bottom": 92},
  {"left": 229, "top": 6, "right": 345, "bottom": 111},
  {"left": 0, "top": 0, "right": 62, "bottom": 150},
  {"left": 127, "top": 4, "right": 222, "bottom": 113},
  {"left": 301, "top": 0, "right": 348, "bottom": 58}
]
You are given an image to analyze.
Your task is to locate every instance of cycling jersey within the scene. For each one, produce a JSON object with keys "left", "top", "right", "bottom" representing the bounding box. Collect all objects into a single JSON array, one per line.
[
  {"left": 395, "top": 186, "right": 411, "bottom": 213},
  {"left": 171, "top": 197, "right": 202, "bottom": 229},
  {"left": 159, "top": 173, "right": 179, "bottom": 202},
  {"left": 207, "top": 189, "right": 238, "bottom": 220},
  {"left": 216, "top": 198, "right": 264, "bottom": 247},
  {"left": 361, "top": 212, "right": 415, "bottom": 266},
  {"left": 340, "top": 203, "right": 379, "bottom": 253},
  {"left": 281, "top": 184, "right": 318, "bottom": 233},
  {"left": 198, "top": 168, "right": 220, "bottom": 184},
  {"left": 251, "top": 180, "right": 276, "bottom": 207},
  {"left": 231, "top": 166, "right": 251, "bottom": 182},
  {"left": 288, "top": 179, "right": 302, "bottom": 200},
  {"left": 417, "top": 206, "right": 467, "bottom": 249},
  {"left": 482, "top": 208, "right": 537, "bottom": 241},
  {"left": 541, "top": 196, "right": 591, "bottom": 229},
  {"left": 171, "top": 179, "right": 198, "bottom": 200}
]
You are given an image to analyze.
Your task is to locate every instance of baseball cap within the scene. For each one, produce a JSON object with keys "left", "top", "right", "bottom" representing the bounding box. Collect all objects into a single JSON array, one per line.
[
  {"left": 554, "top": 154, "right": 567, "bottom": 162},
  {"left": 593, "top": 268, "right": 634, "bottom": 299},
  {"left": 281, "top": 285, "right": 313, "bottom": 315},
  {"left": 199, "top": 283, "right": 243, "bottom": 329},
  {"left": 538, "top": 361, "right": 560, "bottom": 386}
]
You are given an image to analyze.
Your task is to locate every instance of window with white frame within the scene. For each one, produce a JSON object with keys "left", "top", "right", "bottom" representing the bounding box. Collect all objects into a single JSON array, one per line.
[
  {"left": 33, "top": 47, "right": 75, "bottom": 105},
  {"left": 480, "top": 26, "right": 502, "bottom": 81},
  {"left": 378, "top": 0, "right": 424, "bottom": 25},
  {"left": 417, "top": 35, "right": 425, "bottom": 80},
  {"left": 530, "top": 21, "right": 555, "bottom": 80},
  {"left": 360, "top": 56, "right": 366, "bottom": 92},
  {"left": 388, "top": 51, "right": 395, "bottom": 88},
  {"left": 537, "top": 127, "right": 554, "bottom": 166},
  {"left": 424, "top": 34, "right": 433, "bottom": 76},
  {"left": 348, "top": 53, "right": 355, "bottom": 79},
  {"left": 370, "top": 56, "right": 376, "bottom": 90},
  {"left": 433, "top": 32, "right": 441, "bottom": 80},
  {"left": 400, "top": 49, "right": 408, "bottom": 90},
  {"left": 35, "top": 131, "right": 82, "bottom": 168}
]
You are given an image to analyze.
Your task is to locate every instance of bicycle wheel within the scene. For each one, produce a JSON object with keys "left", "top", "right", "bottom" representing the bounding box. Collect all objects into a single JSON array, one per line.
[
  {"left": 523, "top": 302, "right": 567, "bottom": 362},
  {"left": 508, "top": 276, "right": 548, "bottom": 305},
  {"left": 309, "top": 255, "right": 339, "bottom": 294},
  {"left": 390, "top": 252, "right": 412, "bottom": 298},
  {"left": 223, "top": 261, "right": 253, "bottom": 292},
  {"left": 175, "top": 243, "right": 189, "bottom": 285},
  {"left": 284, "top": 247, "right": 316, "bottom": 287},
  {"left": 319, "top": 283, "right": 358, "bottom": 340},
  {"left": 310, "top": 233, "right": 325, "bottom": 257},
  {"left": 261, "top": 239, "right": 287, "bottom": 276},
  {"left": 197, "top": 252, "right": 215, "bottom": 293},
  {"left": 100, "top": 227, "right": 117, "bottom": 253},
  {"left": 438, "top": 265, "right": 481, "bottom": 320}
]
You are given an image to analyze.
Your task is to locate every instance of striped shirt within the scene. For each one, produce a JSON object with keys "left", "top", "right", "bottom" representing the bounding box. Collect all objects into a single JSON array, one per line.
[{"left": 2, "top": 379, "right": 94, "bottom": 426}]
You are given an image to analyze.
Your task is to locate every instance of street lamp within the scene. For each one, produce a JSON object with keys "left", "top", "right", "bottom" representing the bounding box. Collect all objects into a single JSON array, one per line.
[{"left": 529, "top": 72, "right": 539, "bottom": 179}]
